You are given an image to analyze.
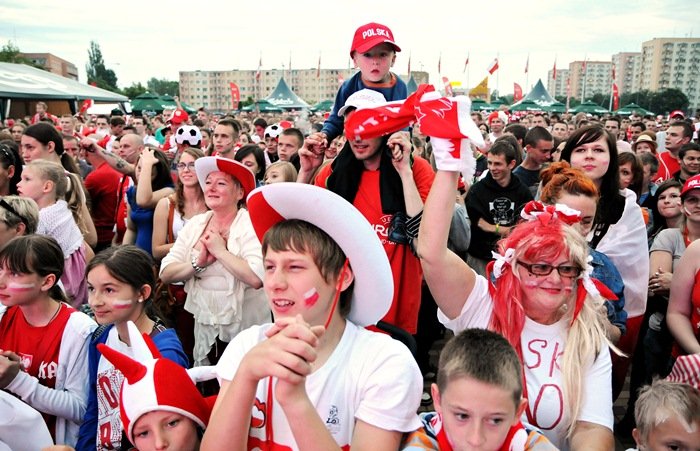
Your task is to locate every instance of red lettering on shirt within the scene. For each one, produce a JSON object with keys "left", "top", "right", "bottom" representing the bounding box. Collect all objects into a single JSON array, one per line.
[
  {"left": 98, "top": 375, "right": 120, "bottom": 409},
  {"left": 526, "top": 339, "right": 547, "bottom": 369},
  {"left": 532, "top": 383, "right": 564, "bottom": 430}
]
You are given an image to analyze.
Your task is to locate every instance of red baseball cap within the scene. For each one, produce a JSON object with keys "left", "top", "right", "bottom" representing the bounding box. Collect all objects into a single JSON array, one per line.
[
  {"left": 681, "top": 174, "right": 700, "bottom": 198},
  {"left": 169, "top": 109, "right": 189, "bottom": 125},
  {"left": 350, "top": 22, "right": 401, "bottom": 57},
  {"left": 670, "top": 110, "right": 685, "bottom": 119}
]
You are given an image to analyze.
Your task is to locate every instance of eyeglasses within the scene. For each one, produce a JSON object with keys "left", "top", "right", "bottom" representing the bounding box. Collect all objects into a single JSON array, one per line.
[
  {"left": 0, "top": 198, "right": 27, "bottom": 228},
  {"left": 516, "top": 260, "right": 582, "bottom": 278},
  {"left": 176, "top": 162, "right": 196, "bottom": 171}
]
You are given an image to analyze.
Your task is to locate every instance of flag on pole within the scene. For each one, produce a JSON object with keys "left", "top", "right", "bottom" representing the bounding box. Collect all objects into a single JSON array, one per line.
[
  {"left": 524, "top": 55, "right": 529, "bottom": 74},
  {"left": 582, "top": 57, "right": 587, "bottom": 73},
  {"left": 611, "top": 63, "right": 616, "bottom": 81},
  {"left": 463, "top": 53, "right": 470, "bottom": 73},
  {"left": 408, "top": 53, "right": 411, "bottom": 75},
  {"left": 513, "top": 83, "right": 523, "bottom": 102},
  {"left": 442, "top": 77, "right": 454, "bottom": 96},
  {"left": 487, "top": 58, "right": 499, "bottom": 75},
  {"left": 229, "top": 83, "right": 240, "bottom": 110},
  {"left": 612, "top": 83, "right": 619, "bottom": 110},
  {"left": 316, "top": 54, "right": 321, "bottom": 79},
  {"left": 552, "top": 58, "right": 557, "bottom": 80},
  {"left": 438, "top": 54, "right": 442, "bottom": 74},
  {"left": 255, "top": 56, "right": 262, "bottom": 81}
]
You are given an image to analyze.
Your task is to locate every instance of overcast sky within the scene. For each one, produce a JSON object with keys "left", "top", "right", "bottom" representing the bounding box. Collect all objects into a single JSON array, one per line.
[{"left": 1, "top": 0, "right": 696, "bottom": 96}]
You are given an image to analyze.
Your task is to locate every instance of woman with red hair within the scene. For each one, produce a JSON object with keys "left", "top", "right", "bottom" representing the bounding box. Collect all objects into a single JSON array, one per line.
[{"left": 418, "top": 159, "right": 615, "bottom": 449}]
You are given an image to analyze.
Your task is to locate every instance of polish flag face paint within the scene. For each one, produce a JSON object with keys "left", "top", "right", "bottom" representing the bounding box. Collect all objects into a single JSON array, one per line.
[
  {"left": 7, "top": 282, "right": 36, "bottom": 292},
  {"left": 112, "top": 299, "right": 134, "bottom": 309},
  {"left": 303, "top": 288, "right": 319, "bottom": 308}
]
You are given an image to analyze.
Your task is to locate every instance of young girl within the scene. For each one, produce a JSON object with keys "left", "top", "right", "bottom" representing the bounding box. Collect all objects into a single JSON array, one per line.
[
  {"left": 17, "top": 160, "right": 90, "bottom": 307},
  {"left": 76, "top": 245, "right": 187, "bottom": 451},
  {"left": 0, "top": 235, "right": 96, "bottom": 447},
  {"left": 21, "top": 122, "right": 97, "bottom": 247},
  {"left": 263, "top": 161, "right": 298, "bottom": 184}
]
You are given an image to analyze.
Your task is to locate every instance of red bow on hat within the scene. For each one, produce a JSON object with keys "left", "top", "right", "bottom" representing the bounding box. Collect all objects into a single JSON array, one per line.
[{"left": 521, "top": 201, "right": 582, "bottom": 226}]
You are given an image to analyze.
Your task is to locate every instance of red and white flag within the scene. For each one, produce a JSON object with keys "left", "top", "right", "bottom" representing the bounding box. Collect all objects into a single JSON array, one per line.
[
  {"left": 487, "top": 58, "right": 499, "bottom": 75},
  {"left": 229, "top": 83, "right": 240, "bottom": 110},
  {"left": 513, "top": 83, "right": 523, "bottom": 102},
  {"left": 552, "top": 59, "right": 557, "bottom": 80},
  {"left": 612, "top": 83, "right": 619, "bottom": 110},
  {"left": 582, "top": 58, "right": 587, "bottom": 73},
  {"left": 79, "top": 98, "right": 94, "bottom": 114},
  {"left": 611, "top": 63, "right": 616, "bottom": 80},
  {"left": 442, "top": 77, "right": 454, "bottom": 96},
  {"left": 524, "top": 55, "right": 529, "bottom": 74},
  {"left": 255, "top": 56, "right": 262, "bottom": 81},
  {"left": 463, "top": 53, "right": 469, "bottom": 73}
]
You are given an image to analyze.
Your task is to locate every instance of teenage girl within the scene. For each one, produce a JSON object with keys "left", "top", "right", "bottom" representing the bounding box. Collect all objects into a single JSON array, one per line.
[
  {"left": 0, "top": 235, "right": 96, "bottom": 447},
  {"left": 76, "top": 245, "right": 187, "bottom": 451}
]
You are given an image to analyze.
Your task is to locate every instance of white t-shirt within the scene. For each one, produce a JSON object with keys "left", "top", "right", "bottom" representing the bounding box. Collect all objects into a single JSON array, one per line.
[
  {"left": 438, "top": 273, "right": 614, "bottom": 450},
  {"left": 216, "top": 321, "right": 422, "bottom": 450},
  {"left": 95, "top": 328, "right": 131, "bottom": 450}
]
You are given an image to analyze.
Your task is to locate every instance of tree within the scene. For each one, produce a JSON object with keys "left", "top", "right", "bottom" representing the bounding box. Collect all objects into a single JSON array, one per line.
[
  {"left": 555, "top": 96, "right": 580, "bottom": 108},
  {"left": 649, "top": 88, "right": 689, "bottom": 116},
  {"left": 620, "top": 90, "right": 654, "bottom": 111},
  {"left": 122, "top": 82, "right": 147, "bottom": 99},
  {"left": 86, "top": 41, "right": 119, "bottom": 93},
  {"left": 147, "top": 78, "right": 179, "bottom": 96},
  {"left": 0, "top": 41, "right": 45, "bottom": 69},
  {"left": 240, "top": 96, "right": 255, "bottom": 108}
]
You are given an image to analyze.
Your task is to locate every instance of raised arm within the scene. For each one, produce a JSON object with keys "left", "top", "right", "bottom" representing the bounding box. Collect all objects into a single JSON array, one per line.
[
  {"left": 80, "top": 137, "right": 134, "bottom": 176},
  {"left": 417, "top": 168, "right": 475, "bottom": 320}
]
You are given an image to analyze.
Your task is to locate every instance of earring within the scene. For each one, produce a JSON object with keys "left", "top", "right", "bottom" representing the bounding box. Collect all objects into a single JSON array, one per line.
[{"left": 138, "top": 298, "right": 144, "bottom": 303}]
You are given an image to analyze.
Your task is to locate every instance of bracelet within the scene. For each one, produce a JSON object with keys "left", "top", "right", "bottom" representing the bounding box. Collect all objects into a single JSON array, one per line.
[
  {"left": 191, "top": 255, "right": 206, "bottom": 274},
  {"left": 495, "top": 223, "right": 500, "bottom": 234}
]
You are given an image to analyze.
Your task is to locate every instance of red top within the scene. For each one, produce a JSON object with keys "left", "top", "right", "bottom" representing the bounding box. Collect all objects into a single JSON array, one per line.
[
  {"left": 315, "top": 157, "right": 435, "bottom": 333},
  {"left": 655, "top": 152, "right": 680, "bottom": 183}
]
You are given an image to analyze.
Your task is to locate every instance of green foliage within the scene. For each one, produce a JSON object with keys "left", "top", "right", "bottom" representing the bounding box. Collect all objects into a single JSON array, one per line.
[
  {"left": 0, "top": 41, "right": 46, "bottom": 69},
  {"left": 555, "top": 95, "right": 580, "bottom": 108},
  {"left": 146, "top": 78, "right": 179, "bottom": 96},
  {"left": 86, "top": 41, "right": 119, "bottom": 93},
  {"left": 618, "top": 89, "right": 689, "bottom": 115},
  {"left": 122, "top": 82, "right": 147, "bottom": 99},
  {"left": 240, "top": 96, "right": 255, "bottom": 108}
]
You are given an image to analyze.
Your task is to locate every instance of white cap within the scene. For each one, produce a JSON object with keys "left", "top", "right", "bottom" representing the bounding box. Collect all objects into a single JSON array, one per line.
[{"left": 338, "top": 89, "right": 387, "bottom": 116}]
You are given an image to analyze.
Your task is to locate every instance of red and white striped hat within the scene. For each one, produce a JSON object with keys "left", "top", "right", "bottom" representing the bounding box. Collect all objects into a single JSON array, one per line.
[
  {"left": 666, "top": 354, "right": 700, "bottom": 390},
  {"left": 97, "top": 322, "right": 212, "bottom": 443}
]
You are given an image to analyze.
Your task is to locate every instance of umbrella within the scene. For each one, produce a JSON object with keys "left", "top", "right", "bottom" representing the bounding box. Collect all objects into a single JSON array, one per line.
[
  {"left": 546, "top": 102, "right": 567, "bottom": 113},
  {"left": 510, "top": 99, "right": 544, "bottom": 112},
  {"left": 614, "top": 103, "right": 653, "bottom": 116},
  {"left": 489, "top": 99, "right": 507, "bottom": 109},
  {"left": 130, "top": 92, "right": 169, "bottom": 113},
  {"left": 241, "top": 100, "right": 284, "bottom": 113},
  {"left": 160, "top": 94, "right": 197, "bottom": 114},
  {"left": 470, "top": 98, "right": 492, "bottom": 111},
  {"left": 310, "top": 99, "right": 334, "bottom": 112},
  {"left": 570, "top": 101, "right": 609, "bottom": 115}
]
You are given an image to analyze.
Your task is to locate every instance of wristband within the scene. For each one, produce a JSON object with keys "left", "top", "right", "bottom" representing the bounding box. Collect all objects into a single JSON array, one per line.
[
  {"left": 495, "top": 223, "right": 500, "bottom": 234},
  {"left": 191, "top": 255, "right": 206, "bottom": 274}
]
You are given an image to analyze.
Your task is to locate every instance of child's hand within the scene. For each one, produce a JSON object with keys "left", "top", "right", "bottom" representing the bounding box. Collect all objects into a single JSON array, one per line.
[
  {"left": 0, "top": 350, "right": 21, "bottom": 389},
  {"left": 387, "top": 131, "right": 412, "bottom": 173},
  {"left": 239, "top": 318, "right": 322, "bottom": 385},
  {"left": 299, "top": 136, "right": 326, "bottom": 173}
]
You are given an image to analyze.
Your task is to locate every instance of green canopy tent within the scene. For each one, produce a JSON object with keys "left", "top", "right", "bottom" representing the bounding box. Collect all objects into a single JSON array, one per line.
[
  {"left": 570, "top": 101, "right": 609, "bottom": 115},
  {"left": 546, "top": 102, "right": 567, "bottom": 113},
  {"left": 130, "top": 92, "right": 168, "bottom": 113},
  {"left": 265, "top": 77, "right": 310, "bottom": 111},
  {"left": 160, "top": 94, "right": 197, "bottom": 114},
  {"left": 310, "top": 99, "right": 334, "bottom": 112},
  {"left": 241, "top": 99, "right": 284, "bottom": 113},
  {"left": 614, "top": 103, "right": 653, "bottom": 116},
  {"left": 510, "top": 79, "right": 558, "bottom": 112},
  {"left": 470, "top": 98, "right": 492, "bottom": 111},
  {"left": 510, "top": 99, "right": 544, "bottom": 112},
  {"left": 488, "top": 99, "right": 507, "bottom": 109}
]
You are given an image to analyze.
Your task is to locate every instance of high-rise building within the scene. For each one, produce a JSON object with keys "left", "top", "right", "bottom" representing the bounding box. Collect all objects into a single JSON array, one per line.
[
  {"left": 638, "top": 38, "right": 700, "bottom": 110},
  {"left": 181, "top": 68, "right": 358, "bottom": 112},
  {"left": 19, "top": 53, "right": 78, "bottom": 80},
  {"left": 611, "top": 52, "right": 641, "bottom": 96},
  {"left": 567, "top": 61, "right": 613, "bottom": 101},
  {"left": 547, "top": 69, "right": 569, "bottom": 98}
]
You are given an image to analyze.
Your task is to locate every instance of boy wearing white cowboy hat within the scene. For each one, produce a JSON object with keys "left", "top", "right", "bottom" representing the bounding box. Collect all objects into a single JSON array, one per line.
[{"left": 203, "top": 183, "right": 422, "bottom": 451}]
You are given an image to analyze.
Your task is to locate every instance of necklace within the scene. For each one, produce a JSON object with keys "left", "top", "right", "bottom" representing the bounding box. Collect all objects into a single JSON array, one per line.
[{"left": 47, "top": 301, "right": 61, "bottom": 324}]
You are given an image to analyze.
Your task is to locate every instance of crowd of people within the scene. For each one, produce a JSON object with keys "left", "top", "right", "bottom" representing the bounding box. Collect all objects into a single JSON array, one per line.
[{"left": 1, "top": 21, "right": 700, "bottom": 451}]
